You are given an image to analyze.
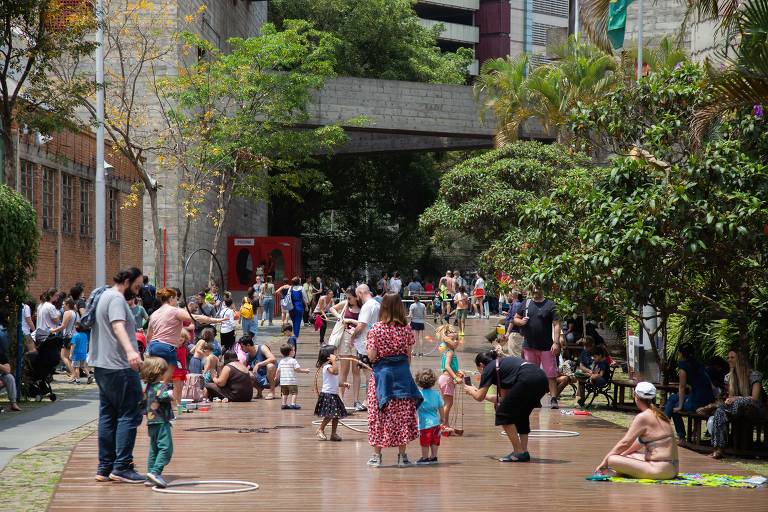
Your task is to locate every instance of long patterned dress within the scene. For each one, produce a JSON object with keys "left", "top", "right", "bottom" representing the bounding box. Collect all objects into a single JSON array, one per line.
[{"left": 366, "top": 322, "right": 419, "bottom": 448}]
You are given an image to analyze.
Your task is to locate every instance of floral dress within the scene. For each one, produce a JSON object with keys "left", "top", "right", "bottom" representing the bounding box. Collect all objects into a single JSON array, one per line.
[{"left": 366, "top": 323, "right": 419, "bottom": 448}]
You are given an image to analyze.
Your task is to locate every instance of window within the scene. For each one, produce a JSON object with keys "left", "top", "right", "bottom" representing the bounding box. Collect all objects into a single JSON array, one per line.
[
  {"left": 79, "top": 178, "right": 91, "bottom": 236},
  {"left": 108, "top": 188, "right": 118, "bottom": 240},
  {"left": 20, "top": 159, "right": 34, "bottom": 203},
  {"left": 42, "top": 167, "right": 56, "bottom": 230},
  {"left": 533, "top": 0, "right": 569, "bottom": 18},
  {"left": 532, "top": 22, "right": 558, "bottom": 47},
  {"left": 61, "top": 173, "right": 73, "bottom": 233}
]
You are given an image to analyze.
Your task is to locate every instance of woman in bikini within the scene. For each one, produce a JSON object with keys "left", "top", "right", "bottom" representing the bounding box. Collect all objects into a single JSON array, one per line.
[{"left": 595, "top": 382, "right": 679, "bottom": 480}]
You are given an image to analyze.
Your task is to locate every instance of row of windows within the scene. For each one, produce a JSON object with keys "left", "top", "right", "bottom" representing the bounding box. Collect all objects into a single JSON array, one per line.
[
  {"left": 532, "top": 22, "right": 559, "bottom": 47},
  {"left": 532, "top": 0, "right": 569, "bottom": 18},
  {"left": 18, "top": 159, "right": 118, "bottom": 240}
]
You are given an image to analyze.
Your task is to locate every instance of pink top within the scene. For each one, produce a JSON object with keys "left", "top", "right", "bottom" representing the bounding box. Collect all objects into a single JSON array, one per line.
[{"left": 148, "top": 304, "right": 184, "bottom": 346}]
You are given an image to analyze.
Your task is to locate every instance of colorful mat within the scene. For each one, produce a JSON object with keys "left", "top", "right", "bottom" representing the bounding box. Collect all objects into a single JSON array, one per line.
[{"left": 586, "top": 473, "right": 767, "bottom": 488}]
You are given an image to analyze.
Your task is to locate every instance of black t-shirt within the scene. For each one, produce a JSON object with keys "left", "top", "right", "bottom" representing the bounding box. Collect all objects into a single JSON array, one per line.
[
  {"left": 518, "top": 299, "right": 559, "bottom": 351},
  {"left": 479, "top": 356, "right": 527, "bottom": 389}
]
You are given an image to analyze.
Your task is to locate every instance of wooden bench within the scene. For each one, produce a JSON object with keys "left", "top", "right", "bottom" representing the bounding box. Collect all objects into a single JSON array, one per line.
[{"left": 678, "top": 410, "right": 768, "bottom": 458}]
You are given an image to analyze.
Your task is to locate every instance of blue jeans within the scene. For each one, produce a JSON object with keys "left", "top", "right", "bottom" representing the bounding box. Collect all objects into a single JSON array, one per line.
[
  {"left": 664, "top": 392, "right": 694, "bottom": 439},
  {"left": 261, "top": 297, "right": 274, "bottom": 324},
  {"left": 241, "top": 318, "right": 257, "bottom": 336},
  {"left": 94, "top": 367, "right": 143, "bottom": 473},
  {"left": 290, "top": 308, "right": 303, "bottom": 338}
]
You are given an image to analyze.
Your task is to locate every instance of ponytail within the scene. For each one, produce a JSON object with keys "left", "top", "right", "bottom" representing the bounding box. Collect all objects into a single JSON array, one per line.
[
  {"left": 637, "top": 396, "right": 670, "bottom": 423},
  {"left": 475, "top": 350, "right": 499, "bottom": 367}
]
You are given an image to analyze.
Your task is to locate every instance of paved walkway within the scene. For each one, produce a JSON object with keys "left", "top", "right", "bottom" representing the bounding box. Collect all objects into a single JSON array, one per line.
[{"left": 0, "top": 389, "right": 99, "bottom": 470}]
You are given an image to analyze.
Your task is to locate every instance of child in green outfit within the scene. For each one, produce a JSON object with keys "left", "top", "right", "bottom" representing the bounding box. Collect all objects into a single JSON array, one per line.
[{"left": 141, "top": 357, "right": 174, "bottom": 488}]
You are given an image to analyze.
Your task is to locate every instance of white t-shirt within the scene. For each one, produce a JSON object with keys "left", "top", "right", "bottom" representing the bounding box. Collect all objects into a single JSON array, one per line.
[
  {"left": 409, "top": 302, "right": 426, "bottom": 323},
  {"left": 354, "top": 298, "right": 380, "bottom": 355},
  {"left": 321, "top": 363, "right": 339, "bottom": 394},
  {"left": 22, "top": 303, "right": 32, "bottom": 335},
  {"left": 389, "top": 278, "right": 402, "bottom": 294},
  {"left": 219, "top": 307, "right": 236, "bottom": 334},
  {"left": 474, "top": 277, "right": 485, "bottom": 291},
  {"left": 37, "top": 302, "right": 60, "bottom": 331},
  {"left": 278, "top": 357, "right": 301, "bottom": 385}
]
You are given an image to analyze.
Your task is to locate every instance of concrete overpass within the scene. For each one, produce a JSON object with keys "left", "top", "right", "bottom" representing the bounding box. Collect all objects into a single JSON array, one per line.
[{"left": 306, "top": 76, "right": 551, "bottom": 154}]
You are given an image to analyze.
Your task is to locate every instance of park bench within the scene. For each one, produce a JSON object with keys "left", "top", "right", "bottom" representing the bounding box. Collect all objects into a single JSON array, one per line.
[
  {"left": 678, "top": 410, "right": 768, "bottom": 458},
  {"left": 611, "top": 380, "right": 679, "bottom": 411}
]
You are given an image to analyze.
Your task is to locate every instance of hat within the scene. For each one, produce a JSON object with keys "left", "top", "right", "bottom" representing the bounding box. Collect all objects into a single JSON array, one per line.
[{"left": 634, "top": 381, "right": 656, "bottom": 400}]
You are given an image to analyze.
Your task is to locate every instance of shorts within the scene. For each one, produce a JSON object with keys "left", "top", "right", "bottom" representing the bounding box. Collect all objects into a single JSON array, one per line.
[
  {"left": 473, "top": 289, "right": 485, "bottom": 299},
  {"left": 456, "top": 309, "right": 468, "bottom": 321},
  {"left": 147, "top": 340, "right": 179, "bottom": 369},
  {"left": 419, "top": 426, "right": 441, "bottom": 447},
  {"left": 592, "top": 376, "right": 608, "bottom": 387},
  {"left": 357, "top": 352, "right": 371, "bottom": 370},
  {"left": 495, "top": 365, "right": 549, "bottom": 432},
  {"left": 438, "top": 373, "right": 456, "bottom": 396},
  {"left": 411, "top": 322, "right": 425, "bottom": 331},
  {"left": 252, "top": 370, "right": 269, "bottom": 389},
  {"left": 522, "top": 347, "right": 558, "bottom": 378},
  {"left": 281, "top": 384, "right": 298, "bottom": 396}
]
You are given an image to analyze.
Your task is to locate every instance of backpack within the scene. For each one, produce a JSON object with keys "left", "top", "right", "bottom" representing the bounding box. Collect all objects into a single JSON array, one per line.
[
  {"left": 79, "top": 285, "right": 109, "bottom": 330},
  {"left": 281, "top": 288, "right": 294, "bottom": 312},
  {"left": 239, "top": 302, "right": 254, "bottom": 320},
  {"left": 139, "top": 284, "right": 157, "bottom": 313}
]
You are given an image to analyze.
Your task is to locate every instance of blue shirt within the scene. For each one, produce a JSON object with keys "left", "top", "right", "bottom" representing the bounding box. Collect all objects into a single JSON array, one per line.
[
  {"left": 418, "top": 388, "right": 444, "bottom": 430},
  {"left": 679, "top": 359, "right": 715, "bottom": 407},
  {"left": 71, "top": 332, "right": 89, "bottom": 361}
]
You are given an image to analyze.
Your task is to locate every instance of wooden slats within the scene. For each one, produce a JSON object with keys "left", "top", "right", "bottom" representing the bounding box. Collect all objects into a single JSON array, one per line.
[{"left": 48, "top": 322, "right": 767, "bottom": 511}]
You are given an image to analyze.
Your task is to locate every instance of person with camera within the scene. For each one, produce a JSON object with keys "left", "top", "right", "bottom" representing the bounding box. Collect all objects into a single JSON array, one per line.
[{"left": 464, "top": 350, "right": 548, "bottom": 462}]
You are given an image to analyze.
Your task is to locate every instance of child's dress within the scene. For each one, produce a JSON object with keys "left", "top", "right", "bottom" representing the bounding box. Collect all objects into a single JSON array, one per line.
[{"left": 314, "top": 363, "right": 348, "bottom": 418}]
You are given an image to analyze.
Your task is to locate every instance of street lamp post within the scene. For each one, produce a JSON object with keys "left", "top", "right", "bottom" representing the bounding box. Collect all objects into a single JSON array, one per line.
[{"left": 95, "top": 0, "right": 105, "bottom": 286}]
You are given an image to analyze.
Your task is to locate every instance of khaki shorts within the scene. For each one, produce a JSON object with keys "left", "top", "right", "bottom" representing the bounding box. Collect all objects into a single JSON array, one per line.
[{"left": 281, "top": 385, "right": 298, "bottom": 396}]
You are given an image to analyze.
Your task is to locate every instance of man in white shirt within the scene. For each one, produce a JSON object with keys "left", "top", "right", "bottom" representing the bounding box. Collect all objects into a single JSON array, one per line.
[
  {"left": 218, "top": 298, "right": 237, "bottom": 351},
  {"left": 353, "top": 284, "right": 380, "bottom": 411},
  {"left": 389, "top": 271, "right": 403, "bottom": 295}
]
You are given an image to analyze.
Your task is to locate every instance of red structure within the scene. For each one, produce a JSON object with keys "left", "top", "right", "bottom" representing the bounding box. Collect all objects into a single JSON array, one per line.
[
  {"left": 227, "top": 236, "right": 302, "bottom": 291},
  {"left": 476, "top": 0, "right": 512, "bottom": 65}
]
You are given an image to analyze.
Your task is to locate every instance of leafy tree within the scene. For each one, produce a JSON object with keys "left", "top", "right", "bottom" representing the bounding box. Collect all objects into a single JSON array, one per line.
[
  {"left": 159, "top": 22, "right": 347, "bottom": 280},
  {"left": 269, "top": 0, "right": 472, "bottom": 84},
  {"left": 0, "top": 0, "right": 95, "bottom": 183},
  {"left": 419, "top": 141, "right": 590, "bottom": 277},
  {"left": 0, "top": 184, "right": 39, "bottom": 356}
]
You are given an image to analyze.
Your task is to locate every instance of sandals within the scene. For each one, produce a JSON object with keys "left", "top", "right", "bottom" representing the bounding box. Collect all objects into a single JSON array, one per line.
[
  {"left": 316, "top": 429, "right": 327, "bottom": 441},
  {"left": 264, "top": 393, "right": 275, "bottom": 400},
  {"left": 499, "top": 451, "right": 530, "bottom": 462}
]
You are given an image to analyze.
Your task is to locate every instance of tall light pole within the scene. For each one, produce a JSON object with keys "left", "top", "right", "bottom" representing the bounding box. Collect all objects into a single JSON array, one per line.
[
  {"left": 95, "top": 0, "right": 106, "bottom": 285},
  {"left": 636, "top": 0, "right": 644, "bottom": 82}
]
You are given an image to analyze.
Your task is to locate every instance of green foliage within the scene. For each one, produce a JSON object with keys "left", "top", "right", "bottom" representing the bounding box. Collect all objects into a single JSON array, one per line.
[
  {"left": 0, "top": 185, "right": 39, "bottom": 323},
  {"left": 269, "top": 0, "right": 472, "bottom": 84},
  {"left": 420, "top": 141, "right": 590, "bottom": 281},
  {"left": 475, "top": 36, "right": 619, "bottom": 144}
]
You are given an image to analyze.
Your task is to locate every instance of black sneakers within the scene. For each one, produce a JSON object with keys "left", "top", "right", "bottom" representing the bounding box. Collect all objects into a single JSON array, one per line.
[{"left": 108, "top": 468, "right": 146, "bottom": 484}]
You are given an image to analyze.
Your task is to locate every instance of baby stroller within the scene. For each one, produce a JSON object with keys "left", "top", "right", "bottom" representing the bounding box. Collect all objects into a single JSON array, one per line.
[{"left": 24, "top": 331, "right": 65, "bottom": 401}]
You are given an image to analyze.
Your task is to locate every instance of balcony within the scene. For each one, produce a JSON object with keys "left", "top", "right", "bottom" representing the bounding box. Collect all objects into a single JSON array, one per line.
[
  {"left": 419, "top": 19, "right": 480, "bottom": 44},
  {"left": 418, "top": 0, "right": 480, "bottom": 10}
]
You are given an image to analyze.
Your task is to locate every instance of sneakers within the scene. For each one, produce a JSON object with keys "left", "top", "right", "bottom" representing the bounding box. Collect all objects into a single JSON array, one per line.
[
  {"left": 397, "top": 453, "right": 412, "bottom": 467},
  {"left": 354, "top": 401, "right": 367, "bottom": 412},
  {"left": 94, "top": 470, "right": 111, "bottom": 482},
  {"left": 86, "top": 375, "right": 94, "bottom": 384},
  {"left": 289, "top": 404, "right": 301, "bottom": 410},
  {"left": 146, "top": 472, "right": 168, "bottom": 488},
  {"left": 108, "top": 468, "right": 146, "bottom": 484},
  {"left": 550, "top": 397, "right": 559, "bottom": 409},
  {"left": 281, "top": 404, "right": 290, "bottom": 410},
  {"left": 429, "top": 457, "right": 438, "bottom": 464},
  {"left": 367, "top": 453, "right": 382, "bottom": 467},
  {"left": 330, "top": 433, "right": 342, "bottom": 442},
  {"left": 416, "top": 457, "right": 431, "bottom": 465}
]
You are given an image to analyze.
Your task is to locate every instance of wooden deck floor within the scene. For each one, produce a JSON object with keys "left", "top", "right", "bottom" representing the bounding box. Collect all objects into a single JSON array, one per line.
[{"left": 48, "top": 320, "right": 767, "bottom": 511}]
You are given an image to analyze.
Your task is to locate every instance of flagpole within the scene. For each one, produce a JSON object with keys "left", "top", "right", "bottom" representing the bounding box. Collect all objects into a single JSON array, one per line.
[{"left": 636, "top": 0, "right": 643, "bottom": 82}]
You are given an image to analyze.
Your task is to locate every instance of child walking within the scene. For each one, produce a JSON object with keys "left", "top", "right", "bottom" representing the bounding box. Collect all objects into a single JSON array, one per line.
[
  {"left": 409, "top": 296, "right": 427, "bottom": 356},
  {"left": 140, "top": 357, "right": 174, "bottom": 488},
  {"left": 314, "top": 345, "right": 349, "bottom": 441},
  {"left": 70, "top": 322, "right": 93, "bottom": 384},
  {"left": 278, "top": 343, "right": 310, "bottom": 410},
  {"left": 416, "top": 369, "right": 444, "bottom": 465},
  {"left": 436, "top": 324, "right": 462, "bottom": 435}
]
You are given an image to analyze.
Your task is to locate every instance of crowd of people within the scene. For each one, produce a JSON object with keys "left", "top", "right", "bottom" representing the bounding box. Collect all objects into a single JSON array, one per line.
[{"left": 2, "top": 265, "right": 765, "bottom": 488}]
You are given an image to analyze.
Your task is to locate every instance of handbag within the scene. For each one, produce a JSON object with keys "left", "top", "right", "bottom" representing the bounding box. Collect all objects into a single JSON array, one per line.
[
  {"left": 328, "top": 304, "right": 347, "bottom": 347},
  {"left": 182, "top": 373, "right": 206, "bottom": 402}
]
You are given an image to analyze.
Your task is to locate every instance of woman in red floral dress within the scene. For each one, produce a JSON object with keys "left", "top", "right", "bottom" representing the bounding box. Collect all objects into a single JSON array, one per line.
[{"left": 366, "top": 293, "right": 421, "bottom": 467}]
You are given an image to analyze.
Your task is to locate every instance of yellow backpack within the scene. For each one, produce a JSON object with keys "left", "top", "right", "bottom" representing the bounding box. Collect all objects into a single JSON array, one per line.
[{"left": 239, "top": 302, "right": 254, "bottom": 320}]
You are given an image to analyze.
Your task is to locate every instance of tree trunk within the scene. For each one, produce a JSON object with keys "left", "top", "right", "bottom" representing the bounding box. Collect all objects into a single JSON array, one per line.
[
  {"left": 1, "top": 121, "right": 17, "bottom": 188},
  {"left": 180, "top": 213, "right": 192, "bottom": 287},
  {"left": 146, "top": 184, "right": 163, "bottom": 287},
  {"left": 208, "top": 170, "right": 234, "bottom": 287}
]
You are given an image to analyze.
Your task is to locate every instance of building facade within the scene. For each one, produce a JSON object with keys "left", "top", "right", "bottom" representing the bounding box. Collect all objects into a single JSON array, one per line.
[{"left": 5, "top": 125, "right": 143, "bottom": 299}]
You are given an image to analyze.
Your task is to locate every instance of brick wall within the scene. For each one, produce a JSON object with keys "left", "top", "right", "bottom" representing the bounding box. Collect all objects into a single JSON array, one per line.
[{"left": 11, "top": 125, "right": 143, "bottom": 299}]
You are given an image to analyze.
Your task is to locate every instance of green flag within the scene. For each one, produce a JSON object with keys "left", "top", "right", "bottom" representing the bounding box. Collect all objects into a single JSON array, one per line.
[{"left": 607, "top": 0, "right": 635, "bottom": 49}]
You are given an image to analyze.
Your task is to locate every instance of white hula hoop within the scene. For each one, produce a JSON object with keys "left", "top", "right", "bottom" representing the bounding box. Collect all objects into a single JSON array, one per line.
[
  {"left": 151, "top": 480, "right": 260, "bottom": 495},
  {"left": 312, "top": 418, "right": 369, "bottom": 433},
  {"left": 501, "top": 429, "right": 580, "bottom": 438}
]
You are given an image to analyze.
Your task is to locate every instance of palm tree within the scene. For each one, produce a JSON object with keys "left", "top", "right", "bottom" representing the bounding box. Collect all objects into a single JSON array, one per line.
[
  {"left": 473, "top": 53, "right": 532, "bottom": 146},
  {"left": 692, "top": 0, "right": 768, "bottom": 145},
  {"left": 474, "top": 37, "right": 619, "bottom": 145}
]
